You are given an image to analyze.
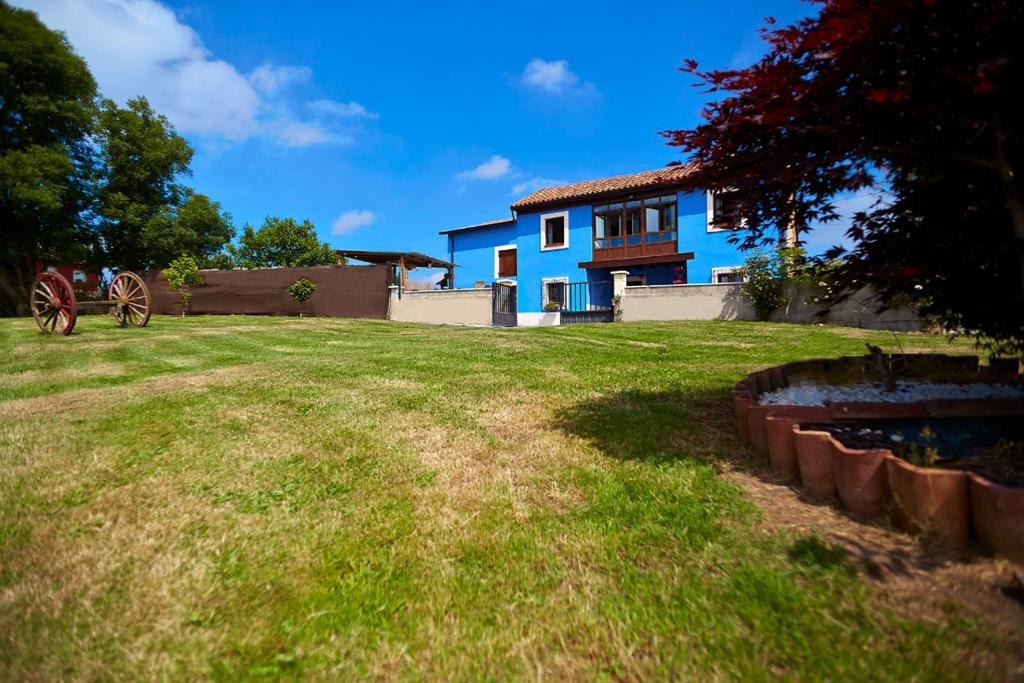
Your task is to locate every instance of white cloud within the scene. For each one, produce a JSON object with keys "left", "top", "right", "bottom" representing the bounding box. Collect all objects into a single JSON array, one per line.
[
  {"left": 457, "top": 155, "right": 512, "bottom": 180},
  {"left": 16, "top": 0, "right": 374, "bottom": 147},
  {"left": 332, "top": 209, "right": 376, "bottom": 235},
  {"left": 20, "top": 0, "right": 259, "bottom": 140},
  {"left": 521, "top": 58, "right": 583, "bottom": 95},
  {"left": 512, "top": 177, "right": 564, "bottom": 196},
  {"left": 249, "top": 63, "right": 311, "bottom": 94},
  {"left": 274, "top": 121, "right": 346, "bottom": 147},
  {"left": 309, "top": 99, "right": 379, "bottom": 120}
]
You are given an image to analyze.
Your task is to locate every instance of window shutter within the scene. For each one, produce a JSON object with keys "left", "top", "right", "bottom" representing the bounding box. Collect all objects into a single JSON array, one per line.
[{"left": 498, "top": 248, "right": 517, "bottom": 277}]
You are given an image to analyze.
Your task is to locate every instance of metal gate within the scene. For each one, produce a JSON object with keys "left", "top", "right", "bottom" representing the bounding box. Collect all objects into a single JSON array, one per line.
[
  {"left": 492, "top": 282, "right": 517, "bottom": 327},
  {"left": 557, "top": 280, "right": 613, "bottom": 325}
]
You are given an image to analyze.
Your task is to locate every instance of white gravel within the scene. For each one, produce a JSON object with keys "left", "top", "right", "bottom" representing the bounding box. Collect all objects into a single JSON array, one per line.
[{"left": 759, "top": 381, "right": 1024, "bottom": 407}]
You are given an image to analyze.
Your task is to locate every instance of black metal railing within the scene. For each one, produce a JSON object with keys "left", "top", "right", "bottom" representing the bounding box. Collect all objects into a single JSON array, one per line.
[{"left": 549, "top": 280, "right": 613, "bottom": 324}]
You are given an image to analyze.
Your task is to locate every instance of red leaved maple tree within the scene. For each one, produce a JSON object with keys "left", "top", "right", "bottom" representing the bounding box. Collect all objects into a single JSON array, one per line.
[{"left": 664, "top": 0, "right": 1023, "bottom": 352}]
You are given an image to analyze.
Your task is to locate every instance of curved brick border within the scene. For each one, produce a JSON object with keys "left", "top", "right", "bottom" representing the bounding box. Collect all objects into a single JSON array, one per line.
[{"left": 733, "top": 353, "right": 1024, "bottom": 565}]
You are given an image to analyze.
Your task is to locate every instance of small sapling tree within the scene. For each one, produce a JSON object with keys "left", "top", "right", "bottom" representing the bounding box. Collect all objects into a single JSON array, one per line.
[
  {"left": 162, "top": 255, "right": 203, "bottom": 316},
  {"left": 288, "top": 278, "right": 317, "bottom": 317}
]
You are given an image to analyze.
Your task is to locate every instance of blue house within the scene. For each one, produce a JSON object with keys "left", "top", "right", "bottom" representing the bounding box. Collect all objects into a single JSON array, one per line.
[{"left": 440, "top": 164, "right": 768, "bottom": 325}]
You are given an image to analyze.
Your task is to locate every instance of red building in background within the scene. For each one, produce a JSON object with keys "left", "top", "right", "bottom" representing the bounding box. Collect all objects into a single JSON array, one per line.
[{"left": 34, "top": 260, "right": 102, "bottom": 293}]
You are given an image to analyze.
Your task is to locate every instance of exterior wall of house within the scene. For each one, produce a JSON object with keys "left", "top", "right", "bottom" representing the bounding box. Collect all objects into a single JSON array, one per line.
[
  {"left": 513, "top": 203, "right": 594, "bottom": 312},
  {"left": 676, "top": 190, "right": 746, "bottom": 284},
  {"left": 447, "top": 221, "right": 518, "bottom": 289}
]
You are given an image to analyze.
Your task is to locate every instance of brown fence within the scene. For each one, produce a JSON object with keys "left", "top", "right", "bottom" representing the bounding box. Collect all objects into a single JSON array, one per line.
[{"left": 143, "top": 265, "right": 392, "bottom": 319}]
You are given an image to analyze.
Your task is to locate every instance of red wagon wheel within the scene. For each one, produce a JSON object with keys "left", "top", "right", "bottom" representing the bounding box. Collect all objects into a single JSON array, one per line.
[
  {"left": 30, "top": 271, "right": 77, "bottom": 335},
  {"left": 110, "top": 271, "right": 152, "bottom": 328}
]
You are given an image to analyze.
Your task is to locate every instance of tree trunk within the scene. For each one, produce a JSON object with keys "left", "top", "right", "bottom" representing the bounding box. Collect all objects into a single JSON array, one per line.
[
  {"left": 1002, "top": 183, "right": 1024, "bottom": 299},
  {"left": 992, "top": 113, "right": 1024, "bottom": 298}
]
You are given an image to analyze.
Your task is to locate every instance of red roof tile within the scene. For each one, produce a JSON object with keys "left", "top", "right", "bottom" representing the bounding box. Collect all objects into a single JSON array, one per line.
[{"left": 510, "top": 163, "right": 698, "bottom": 211}]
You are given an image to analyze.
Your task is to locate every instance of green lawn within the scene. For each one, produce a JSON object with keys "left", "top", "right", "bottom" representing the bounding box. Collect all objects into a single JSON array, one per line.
[{"left": 0, "top": 315, "right": 1008, "bottom": 680}]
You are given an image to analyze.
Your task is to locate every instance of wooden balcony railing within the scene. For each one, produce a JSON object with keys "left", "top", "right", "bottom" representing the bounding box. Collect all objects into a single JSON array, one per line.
[{"left": 592, "top": 231, "right": 677, "bottom": 261}]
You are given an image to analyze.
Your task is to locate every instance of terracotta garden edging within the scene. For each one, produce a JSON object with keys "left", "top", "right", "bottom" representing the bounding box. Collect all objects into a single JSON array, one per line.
[
  {"left": 793, "top": 428, "right": 837, "bottom": 500},
  {"left": 887, "top": 457, "right": 970, "bottom": 546},
  {"left": 969, "top": 475, "right": 1024, "bottom": 565},
  {"left": 831, "top": 442, "right": 889, "bottom": 519},
  {"left": 733, "top": 352, "right": 1024, "bottom": 565},
  {"left": 765, "top": 408, "right": 833, "bottom": 480}
]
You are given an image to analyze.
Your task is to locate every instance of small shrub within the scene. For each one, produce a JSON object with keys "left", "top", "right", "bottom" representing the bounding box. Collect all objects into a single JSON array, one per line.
[
  {"left": 162, "top": 255, "right": 203, "bottom": 316},
  {"left": 740, "top": 252, "right": 785, "bottom": 321},
  {"left": 288, "top": 278, "right": 317, "bottom": 317},
  {"left": 740, "top": 246, "right": 809, "bottom": 321},
  {"left": 543, "top": 301, "right": 561, "bottom": 312}
]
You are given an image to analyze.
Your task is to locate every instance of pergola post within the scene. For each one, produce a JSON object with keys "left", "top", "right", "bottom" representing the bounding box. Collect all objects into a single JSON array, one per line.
[
  {"left": 446, "top": 265, "right": 454, "bottom": 289},
  {"left": 399, "top": 255, "right": 408, "bottom": 290}
]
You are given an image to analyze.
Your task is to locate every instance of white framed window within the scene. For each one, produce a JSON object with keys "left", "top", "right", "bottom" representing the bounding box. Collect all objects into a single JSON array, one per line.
[
  {"left": 72, "top": 270, "right": 87, "bottom": 283},
  {"left": 541, "top": 276, "right": 569, "bottom": 308},
  {"left": 706, "top": 190, "right": 744, "bottom": 233},
  {"left": 494, "top": 245, "right": 517, "bottom": 278},
  {"left": 712, "top": 266, "right": 746, "bottom": 284},
  {"left": 540, "top": 210, "right": 569, "bottom": 251}
]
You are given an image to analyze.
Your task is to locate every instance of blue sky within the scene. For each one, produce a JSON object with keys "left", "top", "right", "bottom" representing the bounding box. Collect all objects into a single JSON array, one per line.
[{"left": 20, "top": 0, "right": 858, "bottom": 265}]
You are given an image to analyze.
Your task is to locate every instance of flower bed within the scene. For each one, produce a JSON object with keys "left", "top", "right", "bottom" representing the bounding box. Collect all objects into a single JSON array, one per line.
[{"left": 733, "top": 353, "right": 1024, "bottom": 565}]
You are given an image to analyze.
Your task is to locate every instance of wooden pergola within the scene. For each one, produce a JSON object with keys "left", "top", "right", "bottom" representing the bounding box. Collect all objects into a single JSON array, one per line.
[{"left": 335, "top": 250, "right": 456, "bottom": 290}]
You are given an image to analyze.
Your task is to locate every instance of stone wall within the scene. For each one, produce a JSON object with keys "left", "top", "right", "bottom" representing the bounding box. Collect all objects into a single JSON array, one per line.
[
  {"left": 618, "top": 280, "right": 920, "bottom": 331},
  {"left": 387, "top": 286, "right": 492, "bottom": 326}
]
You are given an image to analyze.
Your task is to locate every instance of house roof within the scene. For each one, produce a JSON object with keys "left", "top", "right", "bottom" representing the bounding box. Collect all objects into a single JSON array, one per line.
[
  {"left": 335, "top": 250, "right": 455, "bottom": 269},
  {"left": 438, "top": 217, "right": 515, "bottom": 236},
  {"left": 509, "top": 163, "right": 699, "bottom": 211}
]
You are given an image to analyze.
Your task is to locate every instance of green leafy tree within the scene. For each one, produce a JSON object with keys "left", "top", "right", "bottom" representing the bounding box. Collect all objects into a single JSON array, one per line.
[
  {"left": 162, "top": 255, "right": 203, "bottom": 316},
  {"left": 142, "top": 192, "right": 235, "bottom": 268},
  {"left": 202, "top": 252, "right": 235, "bottom": 271},
  {"left": 95, "top": 96, "right": 192, "bottom": 270},
  {"left": 95, "top": 97, "right": 233, "bottom": 271},
  {"left": 228, "top": 217, "right": 337, "bottom": 269},
  {"left": 287, "top": 278, "right": 318, "bottom": 317},
  {"left": 0, "top": 1, "right": 99, "bottom": 314}
]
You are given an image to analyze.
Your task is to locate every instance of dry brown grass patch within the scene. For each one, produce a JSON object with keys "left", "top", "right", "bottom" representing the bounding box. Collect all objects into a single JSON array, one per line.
[
  {"left": 723, "top": 468, "right": 1024, "bottom": 669},
  {"left": 0, "top": 364, "right": 263, "bottom": 420}
]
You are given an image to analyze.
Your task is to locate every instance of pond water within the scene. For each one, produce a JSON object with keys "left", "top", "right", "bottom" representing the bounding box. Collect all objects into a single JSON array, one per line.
[{"left": 803, "top": 417, "right": 1024, "bottom": 487}]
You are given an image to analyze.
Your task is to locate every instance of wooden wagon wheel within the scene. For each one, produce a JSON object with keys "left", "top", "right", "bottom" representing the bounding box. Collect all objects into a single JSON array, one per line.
[
  {"left": 109, "top": 271, "right": 152, "bottom": 328},
  {"left": 30, "top": 271, "right": 77, "bottom": 335}
]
